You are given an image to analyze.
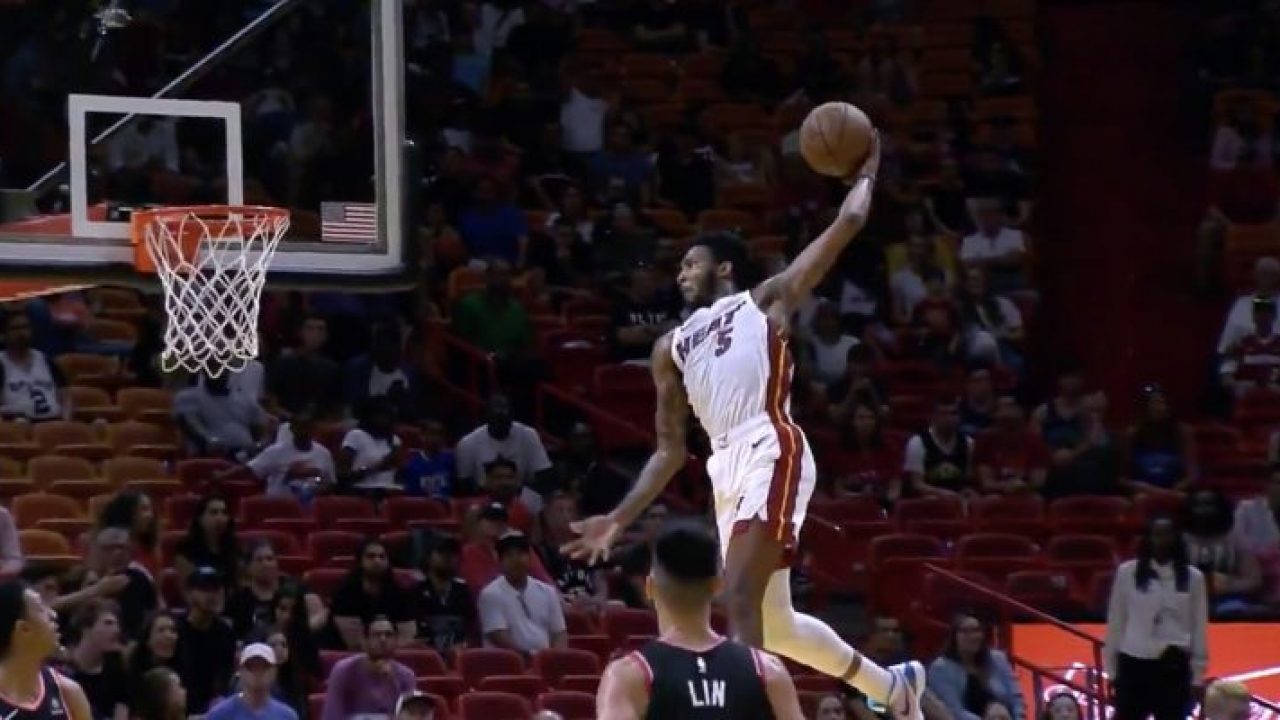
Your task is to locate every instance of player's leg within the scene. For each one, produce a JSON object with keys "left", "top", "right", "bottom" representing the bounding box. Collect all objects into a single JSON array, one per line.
[{"left": 721, "top": 517, "right": 785, "bottom": 647}]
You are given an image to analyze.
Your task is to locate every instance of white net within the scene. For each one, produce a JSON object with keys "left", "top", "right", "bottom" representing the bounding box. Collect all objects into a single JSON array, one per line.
[{"left": 139, "top": 206, "right": 289, "bottom": 378}]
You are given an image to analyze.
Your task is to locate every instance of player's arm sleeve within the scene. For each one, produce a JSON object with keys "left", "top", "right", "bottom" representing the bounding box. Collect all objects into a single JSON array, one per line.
[
  {"left": 597, "top": 656, "right": 647, "bottom": 720},
  {"left": 757, "top": 650, "right": 806, "bottom": 720}
]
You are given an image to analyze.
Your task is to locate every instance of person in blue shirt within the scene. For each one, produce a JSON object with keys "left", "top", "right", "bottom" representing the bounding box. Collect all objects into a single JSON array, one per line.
[
  {"left": 205, "top": 643, "right": 298, "bottom": 720},
  {"left": 402, "top": 418, "right": 456, "bottom": 499}
]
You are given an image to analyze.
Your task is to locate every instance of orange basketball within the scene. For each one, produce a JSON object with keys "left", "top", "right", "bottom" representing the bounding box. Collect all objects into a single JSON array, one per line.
[{"left": 798, "top": 102, "right": 875, "bottom": 178}]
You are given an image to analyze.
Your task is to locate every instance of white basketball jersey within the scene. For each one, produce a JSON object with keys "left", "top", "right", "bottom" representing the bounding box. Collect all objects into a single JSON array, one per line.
[
  {"left": 0, "top": 350, "right": 61, "bottom": 420},
  {"left": 670, "top": 291, "right": 793, "bottom": 439}
]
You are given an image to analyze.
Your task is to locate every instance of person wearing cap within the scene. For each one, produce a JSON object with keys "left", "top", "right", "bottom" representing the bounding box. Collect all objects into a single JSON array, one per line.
[
  {"left": 1221, "top": 297, "right": 1280, "bottom": 396},
  {"left": 174, "top": 567, "right": 236, "bottom": 715},
  {"left": 460, "top": 502, "right": 554, "bottom": 592},
  {"left": 412, "top": 536, "right": 476, "bottom": 653},
  {"left": 205, "top": 643, "right": 297, "bottom": 720},
  {"left": 477, "top": 531, "right": 566, "bottom": 658},
  {"left": 394, "top": 690, "right": 436, "bottom": 720}
]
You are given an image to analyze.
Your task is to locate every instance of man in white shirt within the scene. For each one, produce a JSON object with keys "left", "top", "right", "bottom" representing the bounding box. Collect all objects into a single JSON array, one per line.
[
  {"left": 959, "top": 202, "right": 1027, "bottom": 292},
  {"left": 1218, "top": 256, "right": 1280, "bottom": 354},
  {"left": 240, "top": 409, "right": 335, "bottom": 497},
  {"left": 477, "top": 532, "right": 567, "bottom": 658},
  {"left": 455, "top": 394, "right": 552, "bottom": 491},
  {"left": 560, "top": 77, "right": 610, "bottom": 158},
  {"left": 173, "top": 373, "right": 270, "bottom": 458}
]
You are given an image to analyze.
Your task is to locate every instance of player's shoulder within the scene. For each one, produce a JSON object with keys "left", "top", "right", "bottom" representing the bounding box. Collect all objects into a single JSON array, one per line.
[
  {"left": 52, "top": 671, "right": 92, "bottom": 720},
  {"left": 605, "top": 649, "right": 653, "bottom": 684}
]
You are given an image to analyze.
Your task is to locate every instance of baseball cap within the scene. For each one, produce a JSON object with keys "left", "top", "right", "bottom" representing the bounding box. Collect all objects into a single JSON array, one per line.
[
  {"left": 394, "top": 690, "right": 434, "bottom": 716},
  {"left": 479, "top": 502, "right": 508, "bottom": 523},
  {"left": 239, "top": 643, "right": 277, "bottom": 666},
  {"left": 495, "top": 531, "right": 531, "bottom": 556},
  {"left": 187, "top": 566, "right": 222, "bottom": 589}
]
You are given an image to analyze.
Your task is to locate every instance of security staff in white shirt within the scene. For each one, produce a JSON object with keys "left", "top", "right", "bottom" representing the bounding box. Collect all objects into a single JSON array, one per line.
[{"left": 1105, "top": 517, "right": 1208, "bottom": 720}]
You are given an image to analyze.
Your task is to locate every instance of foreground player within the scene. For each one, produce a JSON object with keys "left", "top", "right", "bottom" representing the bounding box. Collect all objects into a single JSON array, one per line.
[
  {"left": 0, "top": 581, "right": 92, "bottom": 720},
  {"left": 567, "top": 138, "right": 926, "bottom": 719},
  {"left": 597, "top": 521, "right": 803, "bottom": 719}
]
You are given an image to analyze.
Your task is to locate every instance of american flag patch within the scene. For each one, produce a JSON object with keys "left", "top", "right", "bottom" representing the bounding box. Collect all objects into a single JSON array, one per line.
[{"left": 320, "top": 202, "right": 377, "bottom": 243}]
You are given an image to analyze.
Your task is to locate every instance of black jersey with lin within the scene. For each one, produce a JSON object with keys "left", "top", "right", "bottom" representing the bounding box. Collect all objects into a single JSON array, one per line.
[
  {"left": 638, "top": 639, "right": 775, "bottom": 720},
  {"left": 0, "top": 667, "right": 71, "bottom": 720}
]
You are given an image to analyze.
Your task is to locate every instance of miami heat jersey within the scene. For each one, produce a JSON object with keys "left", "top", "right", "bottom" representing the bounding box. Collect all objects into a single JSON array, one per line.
[
  {"left": 671, "top": 291, "right": 792, "bottom": 439},
  {"left": 0, "top": 667, "right": 72, "bottom": 720},
  {"left": 0, "top": 350, "right": 61, "bottom": 421}
]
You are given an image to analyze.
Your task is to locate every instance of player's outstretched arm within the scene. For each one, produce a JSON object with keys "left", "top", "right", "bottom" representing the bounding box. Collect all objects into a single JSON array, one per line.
[
  {"left": 597, "top": 654, "right": 649, "bottom": 720},
  {"left": 752, "top": 135, "right": 881, "bottom": 313},
  {"left": 758, "top": 650, "right": 806, "bottom": 720},
  {"left": 563, "top": 332, "right": 688, "bottom": 564}
]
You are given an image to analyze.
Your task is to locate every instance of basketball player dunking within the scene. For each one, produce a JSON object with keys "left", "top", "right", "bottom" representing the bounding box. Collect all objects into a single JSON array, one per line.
[
  {"left": 567, "top": 138, "right": 927, "bottom": 719},
  {"left": 598, "top": 521, "right": 802, "bottom": 720},
  {"left": 0, "top": 581, "right": 91, "bottom": 720}
]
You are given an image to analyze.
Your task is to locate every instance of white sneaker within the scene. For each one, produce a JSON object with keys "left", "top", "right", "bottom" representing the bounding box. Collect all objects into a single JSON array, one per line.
[{"left": 888, "top": 661, "right": 926, "bottom": 720}]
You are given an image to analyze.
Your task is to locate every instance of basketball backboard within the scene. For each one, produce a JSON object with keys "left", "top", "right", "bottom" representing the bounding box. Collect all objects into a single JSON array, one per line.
[{"left": 0, "top": 0, "right": 409, "bottom": 288}]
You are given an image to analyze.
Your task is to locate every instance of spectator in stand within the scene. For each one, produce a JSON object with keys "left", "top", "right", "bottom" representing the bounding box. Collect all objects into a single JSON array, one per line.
[
  {"left": 957, "top": 267, "right": 1025, "bottom": 372},
  {"left": 925, "top": 160, "right": 973, "bottom": 237},
  {"left": 613, "top": 502, "right": 669, "bottom": 608},
  {"left": 1039, "top": 694, "right": 1081, "bottom": 720},
  {"left": 125, "top": 613, "right": 180, "bottom": 704},
  {"left": 610, "top": 266, "right": 680, "bottom": 363},
  {"left": 890, "top": 233, "right": 952, "bottom": 326},
  {"left": 133, "top": 667, "right": 187, "bottom": 720},
  {"left": 266, "top": 585, "right": 323, "bottom": 711},
  {"left": 974, "top": 397, "right": 1049, "bottom": 495},
  {"left": 559, "top": 73, "right": 610, "bottom": 167},
  {"left": 237, "top": 408, "right": 335, "bottom": 500},
  {"left": 0, "top": 312, "right": 67, "bottom": 422},
  {"left": 269, "top": 315, "right": 343, "bottom": 418},
  {"left": 1211, "top": 101, "right": 1272, "bottom": 172},
  {"left": 721, "top": 32, "right": 783, "bottom": 104},
  {"left": 1218, "top": 257, "right": 1280, "bottom": 355},
  {"left": 0, "top": 505, "right": 21, "bottom": 578},
  {"left": 1105, "top": 517, "right": 1207, "bottom": 720},
  {"left": 337, "top": 397, "right": 404, "bottom": 497},
  {"left": 1204, "top": 681, "right": 1252, "bottom": 720},
  {"left": 631, "top": 0, "right": 691, "bottom": 51},
  {"left": 809, "top": 301, "right": 862, "bottom": 386},
  {"left": 421, "top": 199, "right": 466, "bottom": 271},
  {"left": 1031, "top": 367, "right": 1087, "bottom": 449},
  {"left": 455, "top": 393, "right": 552, "bottom": 493},
  {"left": 451, "top": 259, "right": 533, "bottom": 361},
  {"left": 401, "top": 417, "right": 456, "bottom": 500},
  {"left": 394, "top": 691, "right": 438, "bottom": 720},
  {"left": 904, "top": 396, "right": 974, "bottom": 497},
  {"left": 458, "top": 177, "right": 529, "bottom": 266},
  {"left": 460, "top": 502, "right": 554, "bottom": 591},
  {"left": 173, "top": 496, "right": 239, "bottom": 592},
  {"left": 588, "top": 123, "right": 655, "bottom": 208},
  {"left": 1220, "top": 298, "right": 1280, "bottom": 396},
  {"left": 1122, "top": 384, "right": 1198, "bottom": 495},
  {"left": 527, "top": 220, "right": 593, "bottom": 303},
  {"left": 226, "top": 541, "right": 326, "bottom": 639},
  {"left": 83, "top": 526, "right": 155, "bottom": 640},
  {"left": 826, "top": 402, "right": 903, "bottom": 504},
  {"left": 345, "top": 323, "right": 418, "bottom": 421},
  {"left": 97, "top": 490, "right": 159, "bottom": 578},
  {"left": 478, "top": 532, "right": 567, "bottom": 659},
  {"left": 321, "top": 617, "right": 417, "bottom": 720},
  {"left": 1042, "top": 391, "right": 1122, "bottom": 499},
  {"left": 412, "top": 536, "right": 475, "bottom": 654},
  {"left": 656, "top": 125, "right": 717, "bottom": 217},
  {"left": 959, "top": 202, "right": 1028, "bottom": 293},
  {"left": 909, "top": 268, "right": 963, "bottom": 367},
  {"left": 1232, "top": 468, "right": 1280, "bottom": 599},
  {"left": 928, "top": 613, "right": 1025, "bottom": 720},
  {"left": 1183, "top": 488, "right": 1263, "bottom": 615},
  {"left": 330, "top": 539, "right": 416, "bottom": 650},
  {"left": 205, "top": 643, "right": 298, "bottom": 720},
  {"left": 545, "top": 185, "right": 595, "bottom": 244},
  {"left": 826, "top": 344, "right": 888, "bottom": 423},
  {"left": 63, "top": 599, "right": 129, "bottom": 720},
  {"left": 175, "top": 567, "right": 237, "bottom": 715},
  {"left": 174, "top": 373, "right": 270, "bottom": 458},
  {"left": 543, "top": 423, "right": 629, "bottom": 517},
  {"left": 959, "top": 367, "right": 997, "bottom": 435},
  {"left": 536, "top": 492, "right": 610, "bottom": 613},
  {"left": 816, "top": 695, "right": 848, "bottom": 720}
]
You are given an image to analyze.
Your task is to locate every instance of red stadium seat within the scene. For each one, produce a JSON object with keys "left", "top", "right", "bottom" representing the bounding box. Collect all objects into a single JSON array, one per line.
[
  {"left": 398, "top": 648, "right": 448, "bottom": 677},
  {"left": 537, "top": 690, "right": 596, "bottom": 720},
  {"left": 567, "top": 635, "right": 613, "bottom": 665},
  {"left": 302, "top": 568, "right": 346, "bottom": 601},
  {"left": 238, "top": 529, "right": 302, "bottom": 556},
  {"left": 457, "top": 648, "right": 526, "bottom": 689},
  {"left": 533, "top": 649, "right": 601, "bottom": 687},
  {"left": 602, "top": 607, "right": 659, "bottom": 647},
  {"left": 313, "top": 496, "right": 377, "bottom": 524},
  {"left": 557, "top": 674, "right": 601, "bottom": 694},
  {"left": 808, "top": 496, "right": 886, "bottom": 525},
  {"left": 458, "top": 692, "right": 530, "bottom": 720},
  {"left": 384, "top": 496, "right": 450, "bottom": 525},
  {"left": 334, "top": 518, "right": 390, "bottom": 537},
  {"left": 954, "top": 533, "right": 1039, "bottom": 560},
  {"left": 894, "top": 496, "right": 965, "bottom": 528},
  {"left": 477, "top": 675, "right": 545, "bottom": 699},
  {"left": 305, "top": 530, "right": 364, "bottom": 561},
  {"left": 240, "top": 495, "right": 304, "bottom": 526}
]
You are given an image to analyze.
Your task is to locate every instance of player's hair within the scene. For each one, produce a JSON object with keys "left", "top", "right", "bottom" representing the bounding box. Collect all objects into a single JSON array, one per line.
[
  {"left": 691, "top": 232, "right": 752, "bottom": 288},
  {"left": 0, "top": 580, "right": 28, "bottom": 658},
  {"left": 651, "top": 520, "right": 720, "bottom": 611}
]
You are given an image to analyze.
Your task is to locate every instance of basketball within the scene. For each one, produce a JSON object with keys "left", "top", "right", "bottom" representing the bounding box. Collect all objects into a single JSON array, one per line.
[{"left": 798, "top": 102, "right": 875, "bottom": 178}]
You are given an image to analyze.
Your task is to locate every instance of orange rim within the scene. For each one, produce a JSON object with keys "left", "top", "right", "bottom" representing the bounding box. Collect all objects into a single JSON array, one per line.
[{"left": 130, "top": 205, "right": 289, "bottom": 274}]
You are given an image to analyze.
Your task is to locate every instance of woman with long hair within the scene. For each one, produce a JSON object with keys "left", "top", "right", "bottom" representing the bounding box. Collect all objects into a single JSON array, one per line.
[
  {"left": 1122, "top": 384, "right": 1198, "bottom": 494},
  {"left": 827, "top": 402, "right": 902, "bottom": 503},
  {"left": 132, "top": 667, "right": 186, "bottom": 720},
  {"left": 956, "top": 266, "right": 1024, "bottom": 372},
  {"left": 1182, "top": 488, "right": 1262, "bottom": 614},
  {"left": 125, "top": 612, "right": 180, "bottom": 705},
  {"left": 226, "top": 540, "right": 328, "bottom": 637},
  {"left": 97, "top": 490, "right": 159, "bottom": 577},
  {"left": 271, "top": 584, "right": 323, "bottom": 708},
  {"left": 927, "top": 613, "right": 1025, "bottom": 720},
  {"left": 1105, "top": 517, "right": 1208, "bottom": 720},
  {"left": 172, "top": 495, "right": 239, "bottom": 590},
  {"left": 328, "top": 538, "right": 414, "bottom": 649}
]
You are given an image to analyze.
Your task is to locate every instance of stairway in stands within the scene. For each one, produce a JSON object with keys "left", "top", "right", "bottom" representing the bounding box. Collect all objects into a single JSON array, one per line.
[{"left": 1037, "top": 0, "right": 1217, "bottom": 418}]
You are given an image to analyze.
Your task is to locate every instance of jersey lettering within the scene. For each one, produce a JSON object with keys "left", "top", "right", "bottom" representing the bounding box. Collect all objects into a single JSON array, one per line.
[
  {"left": 677, "top": 301, "right": 744, "bottom": 362},
  {"left": 687, "top": 678, "right": 727, "bottom": 708}
]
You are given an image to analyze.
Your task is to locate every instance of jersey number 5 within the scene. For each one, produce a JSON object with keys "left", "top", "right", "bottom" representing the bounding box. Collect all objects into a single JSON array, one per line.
[{"left": 713, "top": 329, "right": 733, "bottom": 357}]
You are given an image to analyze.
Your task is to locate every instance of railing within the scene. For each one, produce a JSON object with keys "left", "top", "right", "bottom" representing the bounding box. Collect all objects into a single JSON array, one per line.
[
  {"left": 921, "top": 563, "right": 1280, "bottom": 720},
  {"left": 438, "top": 332, "right": 500, "bottom": 401}
]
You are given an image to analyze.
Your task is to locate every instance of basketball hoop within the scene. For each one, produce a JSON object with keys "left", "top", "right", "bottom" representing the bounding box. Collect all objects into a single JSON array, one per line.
[{"left": 131, "top": 205, "right": 290, "bottom": 378}]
